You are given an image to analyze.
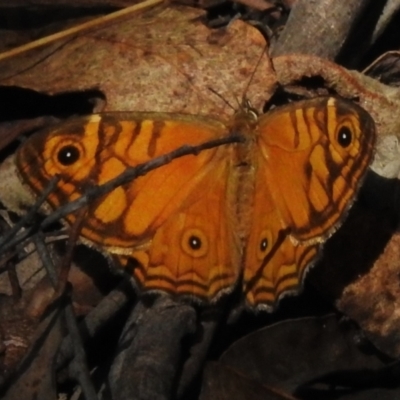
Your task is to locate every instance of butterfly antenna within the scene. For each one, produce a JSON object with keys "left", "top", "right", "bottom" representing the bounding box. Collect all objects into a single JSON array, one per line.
[
  {"left": 241, "top": 44, "right": 268, "bottom": 105},
  {"left": 208, "top": 44, "right": 268, "bottom": 112},
  {"left": 207, "top": 86, "right": 237, "bottom": 111}
]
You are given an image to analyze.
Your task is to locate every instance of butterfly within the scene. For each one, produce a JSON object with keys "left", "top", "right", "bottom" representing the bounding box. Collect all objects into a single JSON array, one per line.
[{"left": 14, "top": 97, "right": 375, "bottom": 311}]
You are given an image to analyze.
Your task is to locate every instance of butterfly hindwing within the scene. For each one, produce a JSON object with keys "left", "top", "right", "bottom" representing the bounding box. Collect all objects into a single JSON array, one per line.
[
  {"left": 243, "top": 163, "right": 319, "bottom": 310},
  {"left": 128, "top": 155, "right": 241, "bottom": 301}
]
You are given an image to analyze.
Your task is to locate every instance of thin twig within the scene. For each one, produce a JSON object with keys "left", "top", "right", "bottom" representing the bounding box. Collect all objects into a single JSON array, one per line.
[
  {"left": 0, "top": 176, "right": 60, "bottom": 252},
  {"left": 371, "top": 0, "right": 400, "bottom": 45},
  {"left": 0, "top": 0, "right": 164, "bottom": 62},
  {"left": 56, "top": 207, "right": 87, "bottom": 296},
  {"left": 33, "top": 232, "right": 58, "bottom": 284}
]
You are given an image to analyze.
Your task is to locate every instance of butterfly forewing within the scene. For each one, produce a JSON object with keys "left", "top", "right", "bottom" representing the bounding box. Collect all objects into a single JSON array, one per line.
[
  {"left": 17, "top": 113, "right": 225, "bottom": 243},
  {"left": 243, "top": 97, "right": 375, "bottom": 309},
  {"left": 259, "top": 98, "right": 375, "bottom": 241},
  {"left": 16, "top": 112, "right": 241, "bottom": 302}
]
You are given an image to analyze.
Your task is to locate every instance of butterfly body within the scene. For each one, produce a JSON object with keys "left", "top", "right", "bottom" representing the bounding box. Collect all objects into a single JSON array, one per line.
[{"left": 15, "top": 97, "right": 375, "bottom": 310}]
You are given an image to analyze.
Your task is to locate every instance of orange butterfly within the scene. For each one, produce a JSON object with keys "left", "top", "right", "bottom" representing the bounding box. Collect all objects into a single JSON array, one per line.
[{"left": 14, "top": 97, "right": 375, "bottom": 310}]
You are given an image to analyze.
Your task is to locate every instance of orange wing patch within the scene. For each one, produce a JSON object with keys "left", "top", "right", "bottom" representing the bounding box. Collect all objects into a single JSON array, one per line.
[
  {"left": 15, "top": 98, "right": 376, "bottom": 310},
  {"left": 128, "top": 158, "right": 241, "bottom": 300}
]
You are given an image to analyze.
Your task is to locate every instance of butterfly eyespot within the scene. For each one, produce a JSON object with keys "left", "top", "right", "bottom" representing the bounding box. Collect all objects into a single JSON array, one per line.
[
  {"left": 189, "top": 235, "right": 202, "bottom": 250},
  {"left": 337, "top": 126, "right": 352, "bottom": 148},
  {"left": 257, "top": 230, "right": 272, "bottom": 261},
  {"left": 260, "top": 238, "right": 268, "bottom": 252},
  {"left": 57, "top": 145, "right": 80, "bottom": 166},
  {"left": 181, "top": 228, "right": 208, "bottom": 258}
]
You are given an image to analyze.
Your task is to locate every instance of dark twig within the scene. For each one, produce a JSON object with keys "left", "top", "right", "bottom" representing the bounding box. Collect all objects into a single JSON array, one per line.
[
  {"left": 55, "top": 207, "right": 87, "bottom": 296},
  {"left": 33, "top": 232, "right": 58, "bottom": 284},
  {"left": 56, "top": 279, "right": 135, "bottom": 368},
  {"left": 65, "top": 304, "right": 99, "bottom": 400},
  {"left": 34, "top": 231, "right": 98, "bottom": 400},
  {"left": 5, "top": 258, "right": 22, "bottom": 300},
  {"left": 0, "top": 176, "right": 60, "bottom": 252}
]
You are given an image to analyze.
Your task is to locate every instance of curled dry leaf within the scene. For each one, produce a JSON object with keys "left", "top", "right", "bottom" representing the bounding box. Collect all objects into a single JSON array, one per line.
[
  {"left": 363, "top": 50, "right": 400, "bottom": 87},
  {"left": 273, "top": 54, "right": 400, "bottom": 138},
  {"left": 312, "top": 212, "right": 400, "bottom": 359},
  {"left": 372, "top": 135, "right": 400, "bottom": 179},
  {"left": 0, "top": 5, "right": 277, "bottom": 119},
  {"left": 108, "top": 296, "right": 197, "bottom": 400},
  {"left": 0, "top": 156, "right": 39, "bottom": 217},
  {"left": 273, "top": 54, "right": 400, "bottom": 179},
  {"left": 0, "top": 302, "right": 34, "bottom": 380},
  {"left": 203, "top": 315, "right": 392, "bottom": 398}
]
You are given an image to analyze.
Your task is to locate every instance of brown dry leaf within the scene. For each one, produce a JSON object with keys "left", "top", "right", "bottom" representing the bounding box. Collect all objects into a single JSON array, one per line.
[
  {"left": 0, "top": 247, "right": 46, "bottom": 298},
  {"left": 0, "top": 246, "right": 116, "bottom": 378},
  {"left": 337, "top": 232, "right": 400, "bottom": 358},
  {"left": 0, "top": 5, "right": 277, "bottom": 119},
  {"left": 273, "top": 54, "right": 400, "bottom": 139},
  {"left": 205, "top": 315, "right": 393, "bottom": 399},
  {"left": 200, "top": 362, "right": 294, "bottom": 400},
  {"left": 0, "top": 297, "right": 35, "bottom": 379},
  {"left": 1, "top": 309, "right": 64, "bottom": 400}
]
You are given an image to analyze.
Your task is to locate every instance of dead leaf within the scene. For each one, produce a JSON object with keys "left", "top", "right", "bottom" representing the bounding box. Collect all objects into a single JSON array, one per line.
[
  {"left": 337, "top": 232, "right": 400, "bottom": 358},
  {"left": 212, "top": 315, "right": 395, "bottom": 398},
  {"left": 363, "top": 50, "right": 400, "bottom": 87},
  {"left": 200, "top": 361, "right": 296, "bottom": 400},
  {"left": 273, "top": 53, "right": 400, "bottom": 180},
  {"left": 0, "top": 308, "right": 64, "bottom": 400},
  {"left": 0, "top": 5, "right": 277, "bottom": 119},
  {"left": 308, "top": 186, "right": 400, "bottom": 358}
]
